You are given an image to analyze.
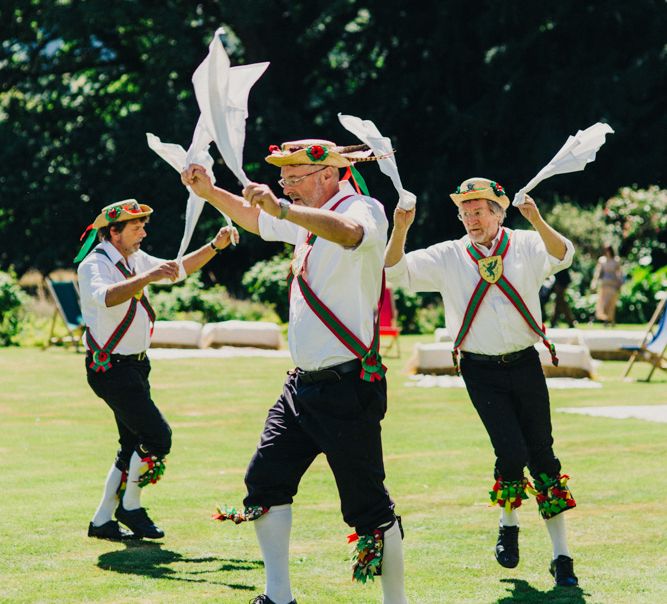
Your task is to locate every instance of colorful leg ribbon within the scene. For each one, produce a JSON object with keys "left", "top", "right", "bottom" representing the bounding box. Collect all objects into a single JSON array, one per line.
[
  {"left": 348, "top": 529, "right": 384, "bottom": 583},
  {"left": 212, "top": 505, "right": 268, "bottom": 524},
  {"left": 489, "top": 477, "right": 532, "bottom": 511},
  {"left": 137, "top": 455, "right": 166, "bottom": 488},
  {"left": 532, "top": 473, "right": 576, "bottom": 519},
  {"left": 116, "top": 470, "right": 128, "bottom": 499}
]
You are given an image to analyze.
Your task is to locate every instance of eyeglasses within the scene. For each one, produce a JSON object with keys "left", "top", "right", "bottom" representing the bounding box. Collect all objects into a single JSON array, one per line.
[
  {"left": 457, "top": 209, "right": 493, "bottom": 222},
  {"left": 278, "top": 167, "right": 326, "bottom": 189}
]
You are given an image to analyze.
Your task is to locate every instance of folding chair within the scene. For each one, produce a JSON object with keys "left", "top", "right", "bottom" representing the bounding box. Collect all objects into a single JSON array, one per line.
[
  {"left": 622, "top": 295, "right": 667, "bottom": 381},
  {"left": 379, "top": 286, "right": 401, "bottom": 358},
  {"left": 45, "top": 278, "right": 85, "bottom": 350}
]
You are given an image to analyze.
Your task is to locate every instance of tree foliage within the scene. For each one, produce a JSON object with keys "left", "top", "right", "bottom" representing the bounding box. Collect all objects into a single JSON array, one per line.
[{"left": 1, "top": 1, "right": 664, "bottom": 283}]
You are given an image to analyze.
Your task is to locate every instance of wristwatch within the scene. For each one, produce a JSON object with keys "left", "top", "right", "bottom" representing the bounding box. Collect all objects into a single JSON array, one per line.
[
  {"left": 210, "top": 241, "right": 223, "bottom": 253},
  {"left": 278, "top": 199, "right": 291, "bottom": 220}
]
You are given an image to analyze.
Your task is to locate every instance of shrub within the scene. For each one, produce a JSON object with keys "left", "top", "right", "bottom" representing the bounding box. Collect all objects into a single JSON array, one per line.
[
  {"left": 150, "top": 274, "right": 279, "bottom": 323},
  {"left": 0, "top": 270, "right": 27, "bottom": 346},
  {"left": 605, "top": 185, "right": 667, "bottom": 266},
  {"left": 616, "top": 264, "right": 667, "bottom": 324},
  {"left": 393, "top": 287, "right": 443, "bottom": 334},
  {"left": 241, "top": 252, "right": 292, "bottom": 322}
]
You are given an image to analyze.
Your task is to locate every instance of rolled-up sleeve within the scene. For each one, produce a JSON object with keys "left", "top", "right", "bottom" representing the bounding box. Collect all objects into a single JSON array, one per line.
[
  {"left": 386, "top": 244, "right": 448, "bottom": 293},
  {"left": 258, "top": 208, "right": 299, "bottom": 245},
  {"left": 538, "top": 233, "right": 575, "bottom": 277},
  {"left": 78, "top": 260, "right": 113, "bottom": 308},
  {"left": 340, "top": 199, "right": 385, "bottom": 252},
  {"left": 550, "top": 235, "right": 575, "bottom": 269}
]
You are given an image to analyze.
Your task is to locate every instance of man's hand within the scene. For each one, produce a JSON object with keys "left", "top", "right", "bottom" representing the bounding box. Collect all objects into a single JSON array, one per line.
[
  {"left": 393, "top": 206, "right": 416, "bottom": 232},
  {"left": 146, "top": 261, "right": 180, "bottom": 283},
  {"left": 517, "top": 194, "right": 542, "bottom": 226},
  {"left": 242, "top": 182, "right": 281, "bottom": 217},
  {"left": 212, "top": 226, "right": 240, "bottom": 249},
  {"left": 181, "top": 164, "right": 214, "bottom": 199}
]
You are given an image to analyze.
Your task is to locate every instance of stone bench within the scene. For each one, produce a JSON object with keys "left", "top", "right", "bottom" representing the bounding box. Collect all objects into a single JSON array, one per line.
[
  {"left": 435, "top": 326, "right": 642, "bottom": 360},
  {"left": 151, "top": 320, "right": 203, "bottom": 348},
  {"left": 413, "top": 341, "right": 595, "bottom": 378},
  {"left": 200, "top": 320, "right": 283, "bottom": 350}
]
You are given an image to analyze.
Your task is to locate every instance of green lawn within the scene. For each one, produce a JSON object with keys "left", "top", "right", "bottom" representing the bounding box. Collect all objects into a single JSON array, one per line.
[{"left": 1, "top": 337, "right": 666, "bottom": 603}]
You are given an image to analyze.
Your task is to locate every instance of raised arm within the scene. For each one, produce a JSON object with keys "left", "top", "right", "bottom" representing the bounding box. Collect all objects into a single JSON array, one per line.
[
  {"left": 181, "top": 226, "right": 239, "bottom": 275},
  {"left": 242, "top": 183, "right": 363, "bottom": 248},
  {"left": 104, "top": 263, "right": 180, "bottom": 307},
  {"left": 517, "top": 195, "right": 567, "bottom": 260},
  {"left": 181, "top": 164, "right": 260, "bottom": 235},
  {"left": 385, "top": 206, "right": 416, "bottom": 267}
]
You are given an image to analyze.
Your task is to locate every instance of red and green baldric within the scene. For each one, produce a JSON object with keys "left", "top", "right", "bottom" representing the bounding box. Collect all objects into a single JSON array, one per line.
[
  {"left": 86, "top": 249, "right": 155, "bottom": 373},
  {"left": 286, "top": 194, "right": 386, "bottom": 383},
  {"left": 452, "top": 228, "right": 558, "bottom": 373}
]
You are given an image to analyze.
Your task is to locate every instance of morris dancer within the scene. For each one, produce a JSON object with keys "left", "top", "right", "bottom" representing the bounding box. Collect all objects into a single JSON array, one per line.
[
  {"left": 385, "top": 177, "right": 578, "bottom": 587},
  {"left": 76, "top": 199, "right": 237, "bottom": 540},
  {"left": 182, "top": 140, "right": 407, "bottom": 604}
]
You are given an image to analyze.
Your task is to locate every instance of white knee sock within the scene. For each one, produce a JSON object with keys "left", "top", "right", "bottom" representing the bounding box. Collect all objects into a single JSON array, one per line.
[
  {"left": 91, "top": 464, "right": 122, "bottom": 526},
  {"left": 500, "top": 508, "right": 519, "bottom": 527},
  {"left": 254, "top": 504, "right": 293, "bottom": 604},
  {"left": 121, "top": 451, "right": 144, "bottom": 511},
  {"left": 380, "top": 520, "right": 407, "bottom": 604},
  {"left": 545, "top": 513, "right": 571, "bottom": 558}
]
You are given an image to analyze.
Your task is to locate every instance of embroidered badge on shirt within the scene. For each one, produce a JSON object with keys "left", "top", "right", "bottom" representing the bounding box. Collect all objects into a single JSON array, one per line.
[{"left": 478, "top": 255, "right": 503, "bottom": 284}]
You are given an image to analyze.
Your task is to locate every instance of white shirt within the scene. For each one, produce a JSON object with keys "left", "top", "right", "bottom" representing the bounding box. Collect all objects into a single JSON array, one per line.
[
  {"left": 386, "top": 228, "right": 574, "bottom": 355},
  {"left": 77, "top": 240, "right": 186, "bottom": 354},
  {"left": 258, "top": 181, "right": 388, "bottom": 370}
]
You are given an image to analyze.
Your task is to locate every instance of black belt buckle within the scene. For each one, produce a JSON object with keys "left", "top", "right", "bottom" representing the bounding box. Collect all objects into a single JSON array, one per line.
[{"left": 500, "top": 352, "right": 517, "bottom": 363}]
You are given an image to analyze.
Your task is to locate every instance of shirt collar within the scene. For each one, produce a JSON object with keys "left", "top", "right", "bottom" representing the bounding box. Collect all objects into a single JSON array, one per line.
[
  {"left": 320, "top": 180, "right": 357, "bottom": 211},
  {"left": 472, "top": 227, "right": 503, "bottom": 254},
  {"left": 99, "top": 240, "right": 134, "bottom": 270}
]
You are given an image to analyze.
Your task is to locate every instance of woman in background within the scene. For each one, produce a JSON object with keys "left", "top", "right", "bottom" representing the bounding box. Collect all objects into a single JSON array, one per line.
[{"left": 592, "top": 244, "right": 623, "bottom": 326}]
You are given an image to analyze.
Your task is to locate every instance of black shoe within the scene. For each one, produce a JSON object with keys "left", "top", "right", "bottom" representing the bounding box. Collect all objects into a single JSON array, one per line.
[
  {"left": 249, "top": 596, "right": 297, "bottom": 604},
  {"left": 495, "top": 525, "right": 520, "bottom": 568},
  {"left": 550, "top": 555, "right": 578, "bottom": 586},
  {"left": 115, "top": 505, "right": 164, "bottom": 539},
  {"left": 88, "top": 520, "right": 136, "bottom": 541}
]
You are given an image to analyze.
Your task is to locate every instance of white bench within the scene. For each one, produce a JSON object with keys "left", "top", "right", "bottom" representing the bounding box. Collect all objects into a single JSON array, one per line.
[
  {"left": 200, "top": 320, "right": 283, "bottom": 350},
  {"left": 580, "top": 329, "right": 644, "bottom": 360},
  {"left": 413, "top": 341, "right": 595, "bottom": 378},
  {"left": 151, "top": 320, "right": 203, "bottom": 349}
]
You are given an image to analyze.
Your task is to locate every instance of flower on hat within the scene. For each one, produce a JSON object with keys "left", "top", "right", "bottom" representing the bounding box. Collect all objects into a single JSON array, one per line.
[
  {"left": 490, "top": 181, "right": 505, "bottom": 197},
  {"left": 106, "top": 206, "right": 120, "bottom": 222},
  {"left": 306, "top": 145, "right": 328, "bottom": 162},
  {"left": 268, "top": 144, "right": 281, "bottom": 154}
]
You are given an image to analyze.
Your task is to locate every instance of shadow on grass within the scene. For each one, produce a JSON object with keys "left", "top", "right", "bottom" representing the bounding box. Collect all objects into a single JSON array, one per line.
[
  {"left": 97, "top": 541, "right": 262, "bottom": 590},
  {"left": 496, "top": 579, "right": 588, "bottom": 603}
]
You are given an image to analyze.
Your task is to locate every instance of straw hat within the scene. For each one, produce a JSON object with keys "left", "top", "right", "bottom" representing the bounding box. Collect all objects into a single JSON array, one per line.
[
  {"left": 91, "top": 199, "right": 153, "bottom": 229},
  {"left": 449, "top": 177, "right": 510, "bottom": 210},
  {"left": 265, "top": 139, "right": 390, "bottom": 167}
]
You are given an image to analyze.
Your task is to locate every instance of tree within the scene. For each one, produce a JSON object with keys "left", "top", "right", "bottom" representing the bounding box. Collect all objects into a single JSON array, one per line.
[{"left": 1, "top": 0, "right": 664, "bottom": 284}]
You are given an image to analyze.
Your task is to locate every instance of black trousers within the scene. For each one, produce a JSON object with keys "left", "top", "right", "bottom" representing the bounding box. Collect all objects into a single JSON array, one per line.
[
  {"left": 460, "top": 347, "right": 561, "bottom": 483},
  {"left": 244, "top": 369, "right": 395, "bottom": 535},
  {"left": 86, "top": 355, "right": 172, "bottom": 471}
]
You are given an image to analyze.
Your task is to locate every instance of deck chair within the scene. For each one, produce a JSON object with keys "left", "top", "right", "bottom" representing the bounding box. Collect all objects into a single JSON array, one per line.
[
  {"left": 622, "top": 295, "right": 667, "bottom": 381},
  {"left": 45, "top": 278, "right": 84, "bottom": 350},
  {"left": 379, "top": 286, "right": 401, "bottom": 358}
]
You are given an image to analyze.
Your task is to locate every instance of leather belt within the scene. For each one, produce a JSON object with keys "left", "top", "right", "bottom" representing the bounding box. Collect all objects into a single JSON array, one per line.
[
  {"left": 460, "top": 347, "right": 533, "bottom": 364},
  {"left": 87, "top": 351, "right": 148, "bottom": 362},
  {"left": 297, "top": 359, "right": 361, "bottom": 384}
]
